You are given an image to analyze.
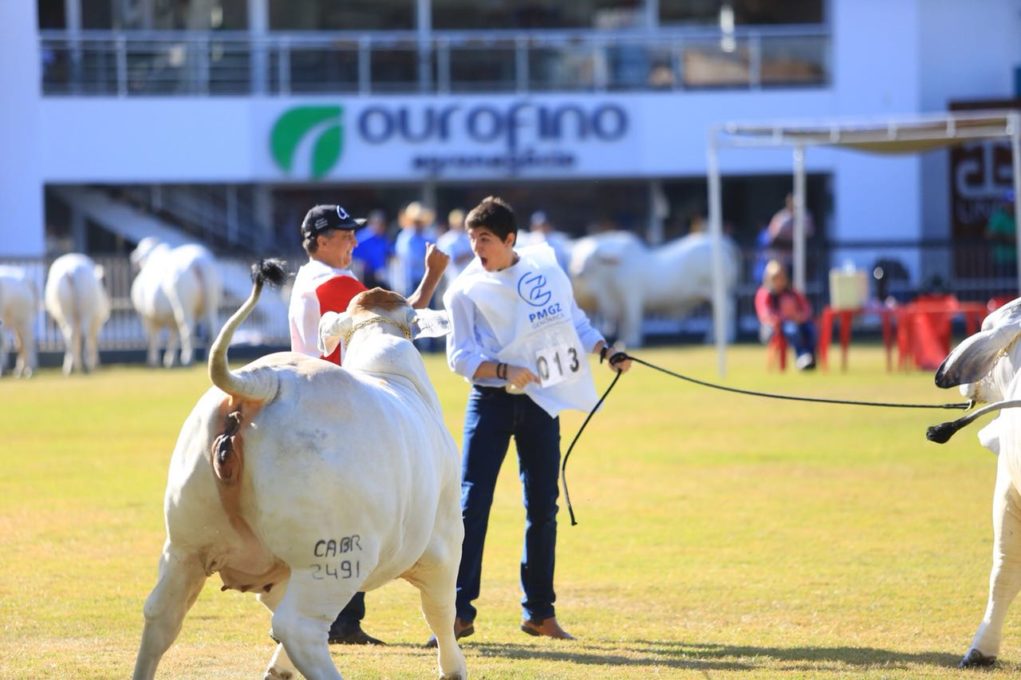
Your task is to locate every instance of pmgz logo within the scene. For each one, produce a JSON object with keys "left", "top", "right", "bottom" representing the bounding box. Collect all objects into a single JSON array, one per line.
[
  {"left": 271, "top": 106, "right": 344, "bottom": 179},
  {"left": 517, "top": 272, "right": 552, "bottom": 307}
]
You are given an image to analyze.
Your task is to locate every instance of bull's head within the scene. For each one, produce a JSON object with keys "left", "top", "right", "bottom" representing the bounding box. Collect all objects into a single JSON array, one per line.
[
  {"left": 935, "top": 297, "right": 1021, "bottom": 403},
  {"left": 929, "top": 297, "right": 1021, "bottom": 450},
  {"left": 318, "top": 288, "right": 450, "bottom": 360}
]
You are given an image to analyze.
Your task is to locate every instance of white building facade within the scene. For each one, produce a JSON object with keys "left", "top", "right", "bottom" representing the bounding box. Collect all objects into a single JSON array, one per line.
[{"left": 2, "top": 0, "right": 1020, "bottom": 294}]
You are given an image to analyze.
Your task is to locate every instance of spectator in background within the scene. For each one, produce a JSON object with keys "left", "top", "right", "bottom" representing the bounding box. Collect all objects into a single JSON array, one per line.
[
  {"left": 986, "top": 190, "right": 1017, "bottom": 277},
  {"left": 437, "top": 208, "right": 474, "bottom": 285},
  {"left": 755, "top": 259, "right": 817, "bottom": 371},
  {"left": 518, "top": 211, "right": 572, "bottom": 272},
  {"left": 394, "top": 202, "right": 437, "bottom": 297},
  {"left": 352, "top": 210, "right": 393, "bottom": 289},
  {"left": 766, "top": 193, "right": 814, "bottom": 269}
]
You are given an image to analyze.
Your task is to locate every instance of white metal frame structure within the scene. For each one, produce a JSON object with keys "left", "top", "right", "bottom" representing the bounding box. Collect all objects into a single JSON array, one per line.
[{"left": 706, "top": 110, "right": 1021, "bottom": 375}]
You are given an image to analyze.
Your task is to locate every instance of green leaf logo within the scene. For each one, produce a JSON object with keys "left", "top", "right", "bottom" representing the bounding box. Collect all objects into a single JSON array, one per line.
[{"left": 271, "top": 106, "right": 344, "bottom": 178}]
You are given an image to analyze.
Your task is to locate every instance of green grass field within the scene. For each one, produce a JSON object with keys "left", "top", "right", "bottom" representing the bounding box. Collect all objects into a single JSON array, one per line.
[{"left": 1, "top": 343, "right": 1018, "bottom": 679}]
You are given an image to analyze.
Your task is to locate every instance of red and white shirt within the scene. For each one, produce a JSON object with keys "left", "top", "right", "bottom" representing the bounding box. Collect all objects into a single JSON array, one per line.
[{"left": 288, "top": 258, "right": 367, "bottom": 364}]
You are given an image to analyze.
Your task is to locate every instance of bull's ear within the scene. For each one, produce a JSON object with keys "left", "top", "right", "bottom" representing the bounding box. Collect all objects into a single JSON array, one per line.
[
  {"left": 410, "top": 309, "right": 450, "bottom": 339},
  {"left": 982, "top": 296, "right": 1021, "bottom": 331},
  {"left": 318, "top": 311, "right": 352, "bottom": 357},
  {"left": 935, "top": 324, "right": 1021, "bottom": 388}
]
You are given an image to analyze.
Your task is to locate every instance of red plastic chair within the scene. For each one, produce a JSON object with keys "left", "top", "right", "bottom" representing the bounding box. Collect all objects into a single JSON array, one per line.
[
  {"left": 766, "top": 320, "right": 788, "bottom": 371},
  {"left": 988, "top": 295, "right": 1015, "bottom": 313}
]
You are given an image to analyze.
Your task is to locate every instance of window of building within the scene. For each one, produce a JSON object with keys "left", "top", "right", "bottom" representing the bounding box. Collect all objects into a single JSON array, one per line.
[
  {"left": 432, "top": 0, "right": 645, "bottom": 31},
  {"left": 660, "top": 0, "right": 824, "bottom": 26},
  {"left": 269, "top": 0, "right": 414, "bottom": 31}
]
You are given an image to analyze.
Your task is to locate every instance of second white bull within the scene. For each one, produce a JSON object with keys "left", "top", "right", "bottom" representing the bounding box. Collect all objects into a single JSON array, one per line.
[{"left": 569, "top": 231, "right": 740, "bottom": 347}]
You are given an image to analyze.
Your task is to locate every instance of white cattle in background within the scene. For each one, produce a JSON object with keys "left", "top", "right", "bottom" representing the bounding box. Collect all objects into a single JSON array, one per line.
[
  {"left": 0, "top": 266, "right": 38, "bottom": 377},
  {"left": 933, "top": 297, "right": 1021, "bottom": 668},
  {"left": 130, "top": 237, "right": 222, "bottom": 367},
  {"left": 569, "top": 231, "right": 740, "bottom": 347},
  {"left": 44, "top": 253, "right": 111, "bottom": 375},
  {"left": 132, "top": 263, "right": 466, "bottom": 680}
]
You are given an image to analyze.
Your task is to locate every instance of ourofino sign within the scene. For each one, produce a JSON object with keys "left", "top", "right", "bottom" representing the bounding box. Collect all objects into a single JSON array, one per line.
[{"left": 270, "top": 106, "right": 344, "bottom": 179}]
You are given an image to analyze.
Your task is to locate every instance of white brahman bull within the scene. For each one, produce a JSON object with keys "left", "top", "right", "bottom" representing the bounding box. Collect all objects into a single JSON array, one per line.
[
  {"left": 0, "top": 266, "right": 38, "bottom": 378},
  {"left": 132, "top": 261, "right": 466, "bottom": 680},
  {"left": 931, "top": 297, "right": 1021, "bottom": 668},
  {"left": 44, "top": 253, "right": 111, "bottom": 375},
  {"left": 569, "top": 231, "right": 740, "bottom": 347},
  {"left": 130, "top": 237, "right": 222, "bottom": 368}
]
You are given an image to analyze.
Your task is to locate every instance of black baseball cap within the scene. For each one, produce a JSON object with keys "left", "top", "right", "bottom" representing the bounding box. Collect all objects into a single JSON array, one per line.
[{"left": 301, "top": 204, "right": 366, "bottom": 238}]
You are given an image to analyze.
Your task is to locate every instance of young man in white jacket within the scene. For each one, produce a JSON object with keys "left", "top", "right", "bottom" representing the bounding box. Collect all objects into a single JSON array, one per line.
[{"left": 437, "top": 196, "right": 630, "bottom": 644}]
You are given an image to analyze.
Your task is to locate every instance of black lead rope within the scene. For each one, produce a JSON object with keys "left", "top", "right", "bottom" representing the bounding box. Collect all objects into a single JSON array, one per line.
[{"left": 561, "top": 351, "right": 974, "bottom": 526}]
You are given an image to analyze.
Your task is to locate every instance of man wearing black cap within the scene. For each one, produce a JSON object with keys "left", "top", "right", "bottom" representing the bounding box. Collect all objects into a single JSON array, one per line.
[{"left": 287, "top": 203, "right": 449, "bottom": 644}]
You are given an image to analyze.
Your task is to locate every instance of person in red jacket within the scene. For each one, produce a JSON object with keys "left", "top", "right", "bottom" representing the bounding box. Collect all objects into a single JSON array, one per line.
[
  {"left": 287, "top": 203, "right": 449, "bottom": 644},
  {"left": 754, "top": 259, "right": 817, "bottom": 370}
]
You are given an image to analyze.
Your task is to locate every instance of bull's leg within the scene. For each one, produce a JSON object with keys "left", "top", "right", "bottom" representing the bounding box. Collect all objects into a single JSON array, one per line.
[
  {"left": 18, "top": 322, "right": 37, "bottom": 378},
  {"left": 270, "top": 569, "right": 356, "bottom": 680},
  {"left": 258, "top": 577, "right": 299, "bottom": 680},
  {"left": 406, "top": 547, "right": 468, "bottom": 680},
  {"left": 163, "top": 328, "right": 180, "bottom": 368},
  {"left": 83, "top": 318, "right": 101, "bottom": 373},
  {"left": 132, "top": 546, "right": 207, "bottom": 680},
  {"left": 56, "top": 322, "right": 80, "bottom": 375},
  {"left": 619, "top": 291, "right": 644, "bottom": 348},
  {"left": 962, "top": 464, "right": 1021, "bottom": 668},
  {"left": 0, "top": 327, "right": 8, "bottom": 377},
  {"left": 171, "top": 304, "right": 196, "bottom": 367},
  {"left": 142, "top": 319, "right": 161, "bottom": 367}
]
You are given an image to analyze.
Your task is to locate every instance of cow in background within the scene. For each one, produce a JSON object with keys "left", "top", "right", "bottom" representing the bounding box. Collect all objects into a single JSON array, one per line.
[
  {"left": 130, "top": 237, "right": 222, "bottom": 367},
  {"left": 0, "top": 266, "right": 38, "bottom": 377},
  {"left": 569, "top": 231, "right": 740, "bottom": 347},
  {"left": 132, "top": 262, "right": 466, "bottom": 680},
  {"left": 44, "top": 253, "right": 111, "bottom": 375}
]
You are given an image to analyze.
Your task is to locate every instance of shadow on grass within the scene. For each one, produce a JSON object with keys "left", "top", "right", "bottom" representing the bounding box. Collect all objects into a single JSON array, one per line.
[
  {"left": 633, "top": 640, "right": 961, "bottom": 669},
  {"left": 461, "top": 641, "right": 750, "bottom": 672},
  {"left": 414, "top": 639, "right": 962, "bottom": 672}
]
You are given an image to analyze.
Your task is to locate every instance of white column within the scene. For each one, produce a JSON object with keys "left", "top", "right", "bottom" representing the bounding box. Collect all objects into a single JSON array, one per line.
[
  {"left": 0, "top": 1, "right": 45, "bottom": 257},
  {"left": 646, "top": 179, "right": 665, "bottom": 245},
  {"left": 792, "top": 144, "right": 807, "bottom": 293},
  {"left": 707, "top": 130, "right": 728, "bottom": 377},
  {"left": 1011, "top": 114, "right": 1021, "bottom": 294},
  {"left": 248, "top": 0, "right": 268, "bottom": 94}
]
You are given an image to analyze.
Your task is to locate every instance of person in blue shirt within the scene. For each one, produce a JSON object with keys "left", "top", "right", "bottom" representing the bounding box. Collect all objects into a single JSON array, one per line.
[
  {"left": 352, "top": 210, "right": 393, "bottom": 290},
  {"left": 394, "top": 202, "right": 437, "bottom": 297}
]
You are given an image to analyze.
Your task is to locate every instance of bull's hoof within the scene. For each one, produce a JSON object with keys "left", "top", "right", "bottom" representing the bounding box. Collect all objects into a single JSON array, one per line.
[
  {"left": 959, "top": 648, "right": 997, "bottom": 668},
  {"left": 264, "top": 667, "right": 294, "bottom": 680}
]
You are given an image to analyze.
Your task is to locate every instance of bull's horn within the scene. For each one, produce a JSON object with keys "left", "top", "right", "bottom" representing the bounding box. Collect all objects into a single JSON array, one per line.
[
  {"left": 208, "top": 259, "right": 288, "bottom": 402},
  {"left": 927, "top": 399, "right": 1021, "bottom": 444}
]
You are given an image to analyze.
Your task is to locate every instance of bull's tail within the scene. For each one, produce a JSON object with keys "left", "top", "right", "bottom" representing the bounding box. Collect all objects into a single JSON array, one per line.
[{"left": 208, "top": 260, "right": 288, "bottom": 402}]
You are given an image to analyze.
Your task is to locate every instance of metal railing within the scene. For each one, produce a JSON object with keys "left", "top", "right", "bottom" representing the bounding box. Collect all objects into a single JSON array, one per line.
[
  {"left": 2, "top": 237, "right": 1014, "bottom": 359},
  {"left": 39, "top": 27, "right": 829, "bottom": 96},
  {"left": 115, "top": 185, "right": 269, "bottom": 254}
]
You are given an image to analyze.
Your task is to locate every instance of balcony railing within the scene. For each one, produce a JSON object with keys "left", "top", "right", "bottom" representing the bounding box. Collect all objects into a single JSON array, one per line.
[{"left": 39, "top": 27, "right": 829, "bottom": 96}]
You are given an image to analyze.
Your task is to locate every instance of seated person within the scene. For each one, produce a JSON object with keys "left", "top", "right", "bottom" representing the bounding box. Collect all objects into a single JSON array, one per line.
[{"left": 755, "top": 260, "right": 817, "bottom": 370}]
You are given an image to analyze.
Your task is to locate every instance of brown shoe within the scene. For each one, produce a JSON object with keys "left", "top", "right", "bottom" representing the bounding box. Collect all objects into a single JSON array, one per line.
[
  {"left": 520, "top": 616, "right": 575, "bottom": 640},
  {"left": 424, "top": 617, "right": 474, "bottom": 648}
]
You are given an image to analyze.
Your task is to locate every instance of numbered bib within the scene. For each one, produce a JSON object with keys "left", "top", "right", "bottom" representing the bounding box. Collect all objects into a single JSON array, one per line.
[{"left": 534, "top": 342, "right": 583, "bottom": 388}]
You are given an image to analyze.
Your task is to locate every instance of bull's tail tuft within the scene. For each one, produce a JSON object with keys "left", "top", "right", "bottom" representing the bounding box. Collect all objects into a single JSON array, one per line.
[
  {"left": 251, "top": 259, "right": 288, "bottom": 288},
  {"left": 208, "top": 259, "right": 289, "bottom": 402}
]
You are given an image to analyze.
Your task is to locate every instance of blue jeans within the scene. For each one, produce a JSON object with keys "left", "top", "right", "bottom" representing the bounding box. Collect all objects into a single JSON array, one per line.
[
  {"left": 761, "top": 320, "right": 817, "bottom": 359},
  {"left": 456, "top": 386, "right": 561, "bottom": 624}
]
